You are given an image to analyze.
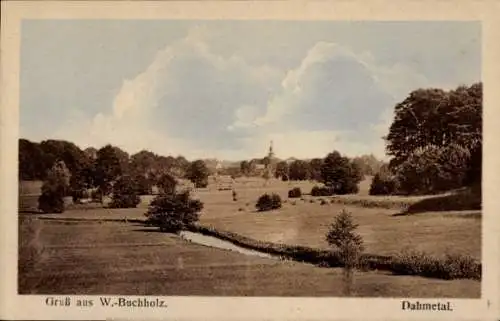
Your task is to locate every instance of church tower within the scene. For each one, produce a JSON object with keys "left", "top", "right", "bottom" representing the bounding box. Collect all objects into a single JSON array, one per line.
[
  {"left": 264, "top": 140, "right": 276, "bottom": 180},
  {"left": 268, "top": 140, "right": 275, "bottom": 159}
]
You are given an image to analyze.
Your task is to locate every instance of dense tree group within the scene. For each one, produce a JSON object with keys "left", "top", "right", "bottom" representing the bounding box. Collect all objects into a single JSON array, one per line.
[
  {"left": 372, "top": 82, "right": 482, "bottom": 195},
  {"left": 19, "top": 139, "right": 210, "bottom": 212}
]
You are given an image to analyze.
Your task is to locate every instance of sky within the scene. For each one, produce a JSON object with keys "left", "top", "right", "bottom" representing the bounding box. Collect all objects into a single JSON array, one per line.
[{"left": 20, "top": 20, "right": 481, "bottom": 161}]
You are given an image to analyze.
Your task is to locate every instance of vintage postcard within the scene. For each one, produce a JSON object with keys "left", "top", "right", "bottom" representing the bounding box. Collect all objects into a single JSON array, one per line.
[{"left": 1, "top": 0, "right": 499, "bottom": 320}]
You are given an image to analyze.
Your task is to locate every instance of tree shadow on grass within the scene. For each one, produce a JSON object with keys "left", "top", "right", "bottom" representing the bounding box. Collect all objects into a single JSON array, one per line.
[
  {"left": 392, "top": 187, "right": 481, "bottom": 216},
  {"left": 131, "top": 228, "right": 165, "bottom": 233},
  {"left": 19, "top": 210, "right": 43, "bottom": 214}
]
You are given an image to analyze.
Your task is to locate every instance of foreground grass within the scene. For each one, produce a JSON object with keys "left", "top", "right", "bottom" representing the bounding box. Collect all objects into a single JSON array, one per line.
[{"left": 19, "top": 219, "right": 479, "bottom": 297}]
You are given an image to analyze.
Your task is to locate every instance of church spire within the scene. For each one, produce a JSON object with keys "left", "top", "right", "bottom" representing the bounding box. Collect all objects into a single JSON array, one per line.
[{"left": 268, "top": 140, "right": 274, "bottom": 158}]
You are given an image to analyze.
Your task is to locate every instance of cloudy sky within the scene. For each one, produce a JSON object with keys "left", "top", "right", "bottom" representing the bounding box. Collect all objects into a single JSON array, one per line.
[{"left": 20, "top": 20, "right": 480, "bottom": 161}]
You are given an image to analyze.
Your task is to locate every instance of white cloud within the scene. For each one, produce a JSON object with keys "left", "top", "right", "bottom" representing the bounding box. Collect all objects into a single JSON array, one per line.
[
  {"left": 55, "top": 30, "right": 428, "bottom": 161},
  {"left": 239, "top": 41, "right": 428, "bottom": 159}
]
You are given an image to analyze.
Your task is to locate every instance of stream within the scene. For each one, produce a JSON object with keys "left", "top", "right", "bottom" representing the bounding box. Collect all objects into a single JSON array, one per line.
[{"left": 179, "top": 231, "right": 276, "bottom": 259}]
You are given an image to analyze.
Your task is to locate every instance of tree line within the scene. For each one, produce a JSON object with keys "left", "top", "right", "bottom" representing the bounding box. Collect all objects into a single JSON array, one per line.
[
  {"left": 266, "top": 154, "right": 384, "bottom": 182},
  {"left": 19, "top": 140, "right": 211, "bottom": 206}
]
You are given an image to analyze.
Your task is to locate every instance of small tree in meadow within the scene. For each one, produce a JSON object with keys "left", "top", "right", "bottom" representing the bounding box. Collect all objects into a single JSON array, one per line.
[
  {"left": 326, "top": 209, "right": 364, "bottom": 296},
  {"left": 145, "top": 191, "right": 203, "bottom": 233}
]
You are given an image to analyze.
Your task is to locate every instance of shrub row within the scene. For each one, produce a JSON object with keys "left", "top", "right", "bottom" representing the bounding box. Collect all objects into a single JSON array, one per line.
[
  {"left": 327, "top": 196, "right": 412, "bottom": 210},
  {"left": 391, "top": 250, "right": 481, "bottom": 280},
  {"left": 189, "top": 225, "right": 481, "bottom": 280}
]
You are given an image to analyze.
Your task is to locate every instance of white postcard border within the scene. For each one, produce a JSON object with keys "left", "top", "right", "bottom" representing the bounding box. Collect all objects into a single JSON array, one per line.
[{"left": 1, "top": 1, "right": 499, "bottom": 320}]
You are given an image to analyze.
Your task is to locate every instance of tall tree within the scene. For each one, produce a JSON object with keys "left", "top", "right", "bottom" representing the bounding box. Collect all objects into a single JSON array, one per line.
[
  {"left": 385, "top": 88, "right": 448, "bottom": 168},
  {"left": 321, "top": 151, "right": 362, "bottom": 194},
  {"left": 308, "top": 158, "right": 323, "bottom": 181},
  {"left": 275, "top": 161, "right": 289, "bottom": 179},
  {"left": 186, "top": 160, "right": 209, "bottom": 188},
  {"left": 288, "top": 160, "right": 310, "bottom": 181},
  {"left": 385, "top": 83, "right": 482, "bottom": 169},
  {"left": 38, "top": 161, "right": 71, "bottom": 213},
  {"left": 351, "top": 154, "right": 383, "bottom": 177},
  {"left": 93, "top": 145, "right": 125, "bottom": 201},
  {"left": 130, "top": 150, "right": 158, "bottom": 178},
  {"left": 240, "top": 160, "right": 251, "bottom": 176},
  {"left": 19, "top": 139, "right": 46, "bottom": 180},
  {"left": 157, "top": 173, "right": 178, "bottom": 194}
]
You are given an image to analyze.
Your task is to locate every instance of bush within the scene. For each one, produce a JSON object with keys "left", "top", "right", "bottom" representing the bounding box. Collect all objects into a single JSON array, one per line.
[
  {"left": 390, "top": 249, "right": 480, "bottom": 280},
  {"left": 335, "top": 180, "right": 359, "bottom": 194},
  {"left": 369, "top": 173, "right": 397, "bottom": 195},
  {"left": 232, "top": 190, "right": 238, "bottom": 202},
  {"left": 145, "top": 191, "right": 203, "bottom": 233},
  {"left": 311, "top": 186, "right": 334, "bottom": 196},
  {"left": 109, "top": 176, "right": 141, "bottom": 209},
  {"left": 288, "top": 187, "right": 302, "bottom": 198},
  {"left": 256, "top": 193, "right": 282, "bottom": 212},
  {"left": 320, "top": 199, "right": 328, "bottom": 205}
]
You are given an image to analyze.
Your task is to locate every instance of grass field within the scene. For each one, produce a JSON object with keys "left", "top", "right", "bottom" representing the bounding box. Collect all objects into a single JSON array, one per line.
[
  {"left": 19, "top": 218, "right": 479, "bottom": 297},
  {"left": 18, "top": 177, "right": 481, "bottom": 297}
]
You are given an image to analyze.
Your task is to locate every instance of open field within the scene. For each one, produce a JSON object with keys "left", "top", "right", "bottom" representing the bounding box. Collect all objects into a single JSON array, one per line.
[
  {"left": 19, "top": 218, "right": 479, "bottom": 297},
  {"left": 18, "top": 177, "right": 481, "bottom": 296},
  {"left": 196, "top": 192, "right": 481, "bottom": 260},
  {"left": 22, "top": 178, "right": 480, "bottom": 259}
]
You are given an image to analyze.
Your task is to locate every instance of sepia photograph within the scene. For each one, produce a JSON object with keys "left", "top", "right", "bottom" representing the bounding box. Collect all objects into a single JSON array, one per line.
[
  {"left": 2, "top": 1, "right": 499, "bottom": 320},
  {"left": 17, "top": 19, "right": 482, "bottom": 298}
]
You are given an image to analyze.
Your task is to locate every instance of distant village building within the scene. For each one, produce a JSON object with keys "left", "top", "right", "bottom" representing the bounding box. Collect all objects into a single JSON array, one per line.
[
  {"left": 263, "top": 140, "right": 278, "bottom": 180},
  {"left": 251, "top": 141, "right": 278, "bottom": 179}
]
